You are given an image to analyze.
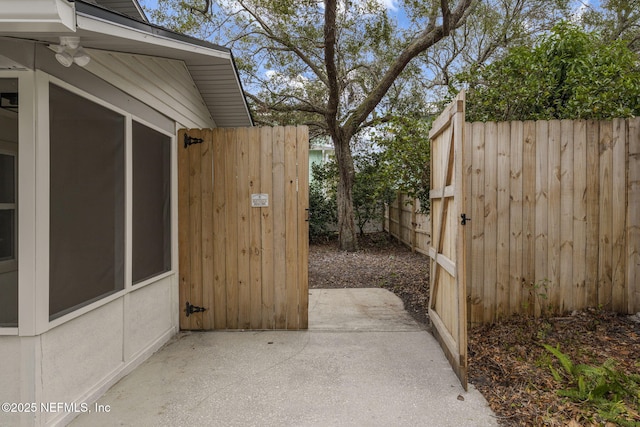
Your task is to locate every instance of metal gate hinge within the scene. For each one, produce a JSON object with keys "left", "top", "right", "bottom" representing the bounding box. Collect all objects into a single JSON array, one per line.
[
  {"left": 184, "top": 134, "right": 204, "bottom": 148},
  {"left": 185, "top": 302, "right": 207, "bottom": 317},
  {"left": 460, "top": 213, "right": 471, "bottom": 225}
]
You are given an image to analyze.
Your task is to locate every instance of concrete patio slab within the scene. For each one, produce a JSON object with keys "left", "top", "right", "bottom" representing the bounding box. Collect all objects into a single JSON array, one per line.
[{"left": 69, "top": 289, "right": 497, "bottom": 427}]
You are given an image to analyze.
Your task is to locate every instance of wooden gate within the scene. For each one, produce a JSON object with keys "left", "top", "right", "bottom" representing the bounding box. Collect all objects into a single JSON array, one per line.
[
  {"left": 178, "top": 126, "right": 309, "bottom": 330},
  {"left": 428, "top": 92, "right": 469, "bottom": 389}
]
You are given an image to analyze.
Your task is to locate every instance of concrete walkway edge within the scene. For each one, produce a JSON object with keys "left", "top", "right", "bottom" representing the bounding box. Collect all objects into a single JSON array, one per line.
[{"left": 70, "top": 289, "right": 497, "bottom": 427}]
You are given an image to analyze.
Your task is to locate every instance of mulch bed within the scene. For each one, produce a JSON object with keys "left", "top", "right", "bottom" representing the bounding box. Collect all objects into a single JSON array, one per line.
[{"left": 309, "top": 233, "right": 640, "bottom": 426}]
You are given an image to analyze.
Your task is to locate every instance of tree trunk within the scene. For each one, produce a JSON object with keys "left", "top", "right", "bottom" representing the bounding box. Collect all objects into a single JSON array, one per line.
[{"left": 333, "top": 134, "right": 358, "bottom": 252}]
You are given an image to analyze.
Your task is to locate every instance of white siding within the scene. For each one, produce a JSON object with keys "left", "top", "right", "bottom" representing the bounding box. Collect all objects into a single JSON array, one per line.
[
  {"left": 84, "top": 50, "right": 215, "bottom": 129},
  {"left": 40, "top": 301, "right": 124, "bottom": 425},
  {"left": 126, "top": 277, "right": 174, "bottom": 360},
  {"left": 0, "top": 337, "right": 20, "bottom": 404},
  {"left": 6, "top": 277, "right": 178, "bottom": 427}
]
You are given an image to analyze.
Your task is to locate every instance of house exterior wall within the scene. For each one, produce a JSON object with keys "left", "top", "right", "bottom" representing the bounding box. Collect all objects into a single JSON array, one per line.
[
  {"left": 0, "top": 278, "right": 177, "bottom": 426},
  {"left": 0, "top": 39, "right": 183, "bottom": 427},
  {"left": 84, "top": 50, "right": 215, "bottom": 129},
  {"left": 39, "top": 276, "right": 175, "bottom": 426},
  {"left": 0, "top": 337, "right": 21, "bottom": 404},
  {"left": 309, "top": 149, "right": 323, "bottom": 183}
]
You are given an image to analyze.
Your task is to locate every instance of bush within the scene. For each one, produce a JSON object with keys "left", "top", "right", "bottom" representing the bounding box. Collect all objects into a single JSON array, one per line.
[
  {"left": 461, "top": 22, "right": 640, "bottom": 122},
  {"left": 308, "top": 180, "right": 336, "bottom": 242},
  {"left": 353, "top": 152, "right": 394, "bottom": 235},
  {"left": 309, "top": 154, "right": 393, "bottom": 241}
]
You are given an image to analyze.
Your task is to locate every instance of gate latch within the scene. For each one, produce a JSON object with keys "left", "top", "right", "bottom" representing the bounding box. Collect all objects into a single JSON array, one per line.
[
  {"left": 185, "top": 302, "right": 207, "bottom": 317},
  {"left": 460, "top": 213, "right": 471, "bottom": 226}
]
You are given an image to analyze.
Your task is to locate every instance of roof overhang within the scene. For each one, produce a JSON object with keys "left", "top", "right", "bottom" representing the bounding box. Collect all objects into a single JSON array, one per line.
[
  {"left": 0, "top": 0, "right": 253, "bottom": 127},
  {"left": 94, "top": 0, "right": 148, "bottom": 22},
  {"left": 0, "top": 0, "right": 76, "bottom": 32}
]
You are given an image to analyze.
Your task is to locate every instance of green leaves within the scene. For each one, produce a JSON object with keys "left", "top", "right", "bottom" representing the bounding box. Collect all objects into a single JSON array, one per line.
[
  {"left": 462, "top": 21, "right": 640, "bottom": 122},
  {"left": 310, "top": 152, "right": 393, "bottom": 237},
  {"left": 373, "top": 116, "right": 432, "bottom": 213},
  {"left": 543, "top": 343, "right": 640, "bottom": 426}
]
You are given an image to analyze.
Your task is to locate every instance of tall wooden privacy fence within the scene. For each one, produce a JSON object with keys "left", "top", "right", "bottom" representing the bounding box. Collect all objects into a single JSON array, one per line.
[
  {"left": 384, "top": 194, "right": 430, "bottom": 254},
  {"left": 469, "top": 118, "right": 640, "bottom": 323},
  {"left": 386, "top": 118, "right": 640, "bottom": 324}
]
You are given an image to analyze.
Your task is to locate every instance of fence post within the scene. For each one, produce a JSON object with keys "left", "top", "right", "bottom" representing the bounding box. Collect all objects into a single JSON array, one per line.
[{"left": 411, "top": 199, "right": 417, "bottom": 252}]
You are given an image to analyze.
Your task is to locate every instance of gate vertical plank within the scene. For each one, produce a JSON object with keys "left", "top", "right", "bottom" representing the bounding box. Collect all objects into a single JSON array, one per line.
[
  {"left": 483, "top": 122, "right": 498, "bottom": 322},
  {"left": 201, "top": 129, "right": 215, "bottom": 329},
  {"left": 272, "top": 127, "right": 287, "bottom": 329},
  {"left": 188, "top": 129, "right": 203, "bottom": 329},
  {"left": 496, "top": 122, "right": 511, "bottom": 318},
  {"left": 628, "top": 118, "right": 640, "bottom": 313},
  {"left": 612, "top": 119, "right": 627, "bottom": 311},
  {"left": 212, "top": 129, "right": 227, "bottom": 329},
  {"left": 585, "top": 121, "right": 600, "bottom": 307},
  {"left": 224, "top": 128, "right": 239, "bottom": 328},
  {"left": 248, "top": 128, "right": 263, "bottom": 329},
  {"left": 284, "top": 126, "right": 299, "bottom": 329},
  {"left": 599, "top": 122, "right": 613, "bottom": 309},
  {"left": 260, "top": 127, "right": 275, "bottom": 329},
  {"left": 296, "top": 126, "right": 310, "bottom": 329},
  {"left": 236, "top": 128, "right": 251, "bottom": 329},
  {"left": 522, "top": 121, "right": 537, "bottom": 314},
  {"left": 509, "top": 121, "right": 523, "bottom": 317},
  {"left": 548, "top": 120, "right": 562, "bottom": 313},
  {"left": 470, "top": 122, "right": 485, "bottom": 324},
  {"left": 535, "top": 121, "right": 549, "bottom": 316},
  {"left": 573, "top": 121, "right": 587, "bottom": 309},
  {"left": 178, "top": 129, "right": 191, "bottom": 330},
  {"left": 560, "top": 120, "right": 574, "bottom": 313}
]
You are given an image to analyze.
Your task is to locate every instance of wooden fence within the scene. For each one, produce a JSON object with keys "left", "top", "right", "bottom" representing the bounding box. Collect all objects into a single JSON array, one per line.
[
  {"left": 384, "top": 194, "right": 430, "bottom": 254},
  {"left": 470, "top": 118, "right": 640, "bottom": 323},
  {"left": 386, "top": 118, "right": 640, "bottom": 324},
  {"left": 178, "top": 127, "right": 309, "bottom": 330}
]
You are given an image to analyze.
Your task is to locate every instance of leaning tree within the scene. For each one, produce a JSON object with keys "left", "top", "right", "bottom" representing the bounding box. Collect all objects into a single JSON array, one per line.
[{"left": 146, "top": 0, "right": 572, "bottom": 250}]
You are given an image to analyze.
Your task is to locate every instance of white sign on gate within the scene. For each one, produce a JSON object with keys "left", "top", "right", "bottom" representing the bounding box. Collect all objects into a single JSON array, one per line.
[{"left": 251, "top": 193, "right": 269, "bottom": 207}]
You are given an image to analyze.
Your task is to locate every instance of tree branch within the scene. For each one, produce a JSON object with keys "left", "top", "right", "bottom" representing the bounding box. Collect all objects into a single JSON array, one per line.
[
  {"left": 342, "top": 0, "right": 476, "bottom": 140},
  {"left": 324, "top": 0, "right": 341, "bottom": 138},
  {"left": 245, "top": 92, "right": 327, "bottom": 115},
  {"left": 237, "top": 0, "right": 328, "bottom": 86}
]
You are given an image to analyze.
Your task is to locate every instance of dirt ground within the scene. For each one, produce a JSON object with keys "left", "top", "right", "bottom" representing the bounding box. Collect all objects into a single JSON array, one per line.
[
  {"left": 309, "top": 233, "right": 640, "bottom": 427},
  {"left": 309, "top": 232, "right": 430, "bottom": 325}
]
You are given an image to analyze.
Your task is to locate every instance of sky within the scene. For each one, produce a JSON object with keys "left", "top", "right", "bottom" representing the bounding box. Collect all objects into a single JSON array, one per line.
[{"left": 139, "top": 0, "right": 603, "bottom": 40}]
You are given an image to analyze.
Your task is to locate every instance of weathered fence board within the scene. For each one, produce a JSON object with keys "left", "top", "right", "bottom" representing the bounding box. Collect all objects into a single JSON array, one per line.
[
  {"left": 509, "top": 121, "right": 523, "bottom": 316},
  {"left": 470, "top": 122, "right": 485, "bottom": 323},
  {"left": 628, "top": 119, "right": 640, "bottom": 313},
  {"left": 484, "top": 122, "right": 498, "bottom": 322},
  {"left": 612, "top": 119, "right": 627, "bottom": 312},
  {"left": 572, "top": 120, "right": 587, "bottom": 310}
]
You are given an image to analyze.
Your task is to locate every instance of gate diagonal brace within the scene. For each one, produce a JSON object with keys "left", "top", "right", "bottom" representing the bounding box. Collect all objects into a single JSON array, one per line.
[{"left": 184, "top": 134, "right": 204, "bottom": 148}]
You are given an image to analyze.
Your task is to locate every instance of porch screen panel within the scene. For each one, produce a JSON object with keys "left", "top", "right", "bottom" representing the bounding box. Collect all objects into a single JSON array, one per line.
[
  {"left": 132, "top": 121, "right": 171, "bottom": 284},
  {"left": 49, "top": 84, "right": 125, "bottom": 319},
  {"left": 0, "top": 77, "right": 18, "bottom": 327}
]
